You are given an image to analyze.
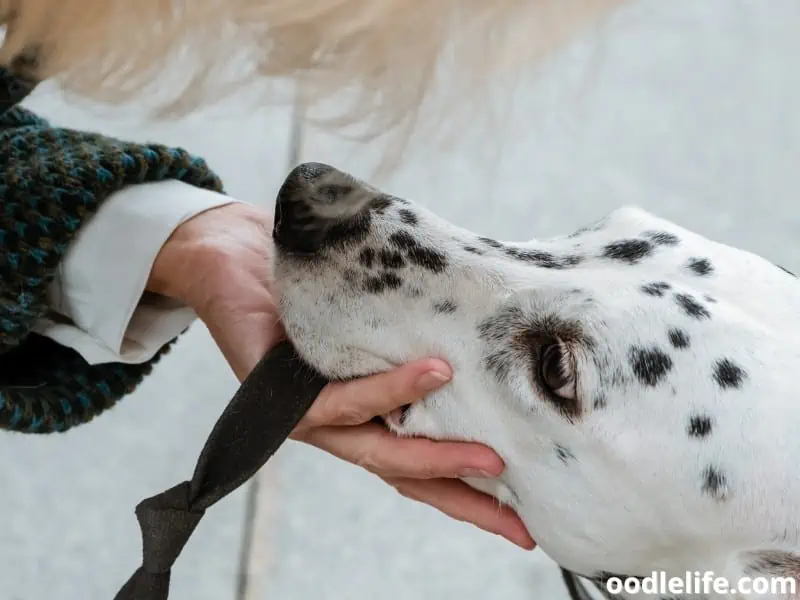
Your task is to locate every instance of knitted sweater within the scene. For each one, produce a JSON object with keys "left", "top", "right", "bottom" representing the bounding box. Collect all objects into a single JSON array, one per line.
[{"left": 0, "top": 68, "right": 225, "bottom": 434}]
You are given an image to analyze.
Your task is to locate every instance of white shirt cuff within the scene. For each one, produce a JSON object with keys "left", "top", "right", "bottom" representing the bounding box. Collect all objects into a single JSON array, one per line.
[{"left": 32, "top": 180, "right": 237, "bottom": 365}]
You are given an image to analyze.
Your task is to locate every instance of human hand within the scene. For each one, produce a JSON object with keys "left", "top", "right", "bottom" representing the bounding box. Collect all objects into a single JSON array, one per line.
[
  {"left": 147, "top": 201, "right": 283, "bottom": 380},
  {"left": 290, "top": 357, "right": 536, "bottom": 549},
  {"left": 146, "top": 200, "right": 535, "bottom": 549}
]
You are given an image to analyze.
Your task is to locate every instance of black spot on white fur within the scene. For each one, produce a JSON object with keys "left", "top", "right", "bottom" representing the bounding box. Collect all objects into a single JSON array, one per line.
[
  {"left": 399, "top": 209, "right": 418, "bottom": 226},
  {"left": 379, "top": 249, "right": 405, "bottom": 269},
  {"left": 641, "top": 282, "right": 671, "bottom": 297},
  {"left": 369, "top": 195, "right": 393, "bottom": 214},
  {"left": 408, "top": 246, "right": 447, "bottom": 272},
  {"left": 713, "top": 358, "right": 747, "bottom": 389},
  {"left": 629, "top": 346, "right": 673, "bottom": 386},
  {"left": 478, "top": 237, "right": 504, "bottom": 250},
  {"left": 644, "top": 230, "right": 680, "bottom": 246},
  {"left": 363, "top": 272, "right": 403, "bottom": 294},
  {"left": 688, "top": 414, "right": 713, "bottom": 438},
  {"left": 593, "top": 394, "right": 607, "bottom": 410},
  {"left": 388, "top": 232, "right": 448, "bottom": 273},
  {"left": 686, "top": 257, "right": 714, "bottom": 276},
  {"left": 702, "top": 466, "right": 729, "bottom": 502},
  {"left": 433, "top": 301, "right": 457, "bottom": 314},
  {"left": 602, "top": 239, "right": 653, "bottom": 264},
  {"left": 504, "top": 247, "right": 582, "bottom": 269},
  {"left": 675, "top": 293, "right": 711, "bottom": 320},
  {"left": 554, "top": 444, "right": 575, "bottom": 464},
  {"left": 463, "top": 246, "right": 484, "bottom": 255},
  {"left": 388, "top": 231, "right": 418, "bottom": 250},
  {"left": 668, "top": 328, "right": 690, "bottom": 349},
  {"left": 359, "top": 247, "right": 375, "bottom": 268}
]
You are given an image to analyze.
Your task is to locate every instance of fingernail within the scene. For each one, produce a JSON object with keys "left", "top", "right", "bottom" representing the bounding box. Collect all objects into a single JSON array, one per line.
[
  {"left": 458, "top": 468, "right": 493, "bottom": 478},
  {"left": 416, "top": 370, "right": 451, "bottom": 392}
]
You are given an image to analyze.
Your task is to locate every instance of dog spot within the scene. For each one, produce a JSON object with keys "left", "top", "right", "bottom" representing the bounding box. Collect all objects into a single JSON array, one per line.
[
  {"left": 713, "top": 358, "right": 747, "bottom": 389},
  {"left": 675, "top": 293, "right": 711, "bottom": 320},
  {"left": 593, "top": 393, "right": 607, "bottom": 410},
  {"left": 379, "top": 249, "right": 406, "bottom": 269},
  {"left": 325, "top": 212, "right": 373, "bottom": 249},
  {"left": 464, "top": 246, "right": 484, "bottom": 255},
  {"left": 388, "top": 231, "right": 420, "bottom": 250},
  {"left": 668, "top": 328, "right": 690, "bottom": 349},
  {"left": 641, "top": 282, "right": 671, "bottom": 297},
  {"left": 359, "top": 247, "right": 375, "bottom": 268},
  {"left": 343, "top": 269, "right": 357, "bottom": 284},
  {"left": 433, "top": 301, "right": 457, "bottom": 314},
  {"left": 399, "top": 209, "right": 418, "bottom": 226},
  {"left": 644, "top": 231, "right": 680, "bottom": 246},
  {"left": 629, "top": 346, "right": 673, "bottom": 386},
  {"left": 687, "top": 414, "right": 713, "bottom": 438},
  {"left": 687, "top": 257, "right": 714, "bottom": 276},
  {"left": 704, "top": 295, "right": 718, "bottom": 304},
  {"left": 406, "top": 287, "right": 423, "bottom": 299},
  {"left": 702, "top": 465, "right": 729, "bottom": 502},
  {"left": 478, "top": 237, "right": 504, "bottom": 250},
  {"left": 504, "top": 248, "right": 582, "bottom": 269},
  {"left": 369, "top": 195, "right": 393, "bottom": 214},
  {"left": 364, "top": 272, "right": 403, "bottom": 294},
  {"left": 602, "top": 239, "right": 653, "bottom": 264},
  {"left": 407, "top": 246, "right": 448, "bottom": 273},
  {"left": 554, "top": 444, "right": 575, "bottom": 464}
]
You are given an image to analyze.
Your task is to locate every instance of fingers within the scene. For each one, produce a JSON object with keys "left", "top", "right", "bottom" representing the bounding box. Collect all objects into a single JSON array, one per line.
[
  {"left": 303, "top": 421, "right": 505, "bottom": 479},
  {"left": 386, "top": 477, "right": 537, "bottom": 550},
  {"left": 300, "top": 358, "right": 452, "bottom": 430}
]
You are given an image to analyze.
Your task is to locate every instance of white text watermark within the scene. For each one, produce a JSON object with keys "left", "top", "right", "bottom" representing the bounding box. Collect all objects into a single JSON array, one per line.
[{"left": 604, "top": 571, "right": 797, "bottom": 596}]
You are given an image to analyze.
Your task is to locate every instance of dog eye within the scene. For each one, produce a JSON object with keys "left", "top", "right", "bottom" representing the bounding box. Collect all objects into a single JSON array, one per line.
[{"left": 539, "top": 341, "right": 576, "bottom": 400}]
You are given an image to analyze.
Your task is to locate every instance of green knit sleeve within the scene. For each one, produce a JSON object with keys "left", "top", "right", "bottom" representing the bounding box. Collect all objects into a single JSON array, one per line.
[{"left": 0, "top": 105, "right": 226, "bottom": 434}]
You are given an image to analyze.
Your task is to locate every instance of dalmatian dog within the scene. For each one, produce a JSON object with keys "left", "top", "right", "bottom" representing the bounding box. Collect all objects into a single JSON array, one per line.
[{"left": 269, "top": 162, "right": 800, "bottom": 600}]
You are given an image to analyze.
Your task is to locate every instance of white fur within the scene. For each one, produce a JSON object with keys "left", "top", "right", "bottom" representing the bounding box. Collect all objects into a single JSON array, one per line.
[{"left": 271, "top": 165, "right": 800, "bottom": 600}]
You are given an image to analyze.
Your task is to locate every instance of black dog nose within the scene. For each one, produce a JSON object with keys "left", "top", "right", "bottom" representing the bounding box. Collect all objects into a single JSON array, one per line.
[{"left": 273, "top": 162, "right": 364, "bottom": 253}]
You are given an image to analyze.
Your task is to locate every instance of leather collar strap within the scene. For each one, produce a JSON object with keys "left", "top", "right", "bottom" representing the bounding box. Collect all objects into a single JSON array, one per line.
[{"left": 113, "top": 341, "right": 329, "bottom": 600}]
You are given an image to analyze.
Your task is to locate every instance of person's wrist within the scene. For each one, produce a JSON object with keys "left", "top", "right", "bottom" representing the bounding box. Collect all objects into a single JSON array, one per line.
[
  {"left": 146, "top": 203, "right": 273, "bottom": 312},
  {"left": 145, "top": 212, "right": 216, "bottom": 307}
]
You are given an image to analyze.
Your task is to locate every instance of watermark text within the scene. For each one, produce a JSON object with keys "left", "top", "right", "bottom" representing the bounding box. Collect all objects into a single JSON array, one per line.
[{"left": 604, "top": 571, "right": 796, "bottom": 596}]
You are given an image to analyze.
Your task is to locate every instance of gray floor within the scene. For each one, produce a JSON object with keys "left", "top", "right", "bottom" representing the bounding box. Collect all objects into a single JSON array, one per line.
[{"left": 3, "top": 1, "right": 800, "bottom": 599}]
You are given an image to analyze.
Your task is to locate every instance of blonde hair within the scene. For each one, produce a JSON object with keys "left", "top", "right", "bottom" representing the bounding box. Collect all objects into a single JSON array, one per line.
[{"left": 0, "top": 0, "right": 622, "bottom": 165}]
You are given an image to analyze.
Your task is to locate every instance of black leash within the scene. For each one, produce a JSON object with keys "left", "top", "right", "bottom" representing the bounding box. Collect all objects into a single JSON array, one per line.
[{"left": 112, "top": 341, "right": 328, "bottom": 600}]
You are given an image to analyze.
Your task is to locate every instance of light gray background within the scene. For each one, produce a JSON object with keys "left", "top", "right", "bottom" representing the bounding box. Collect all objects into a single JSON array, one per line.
[{"left": 1, "top": 0, "right": 798, "bottom": 599}]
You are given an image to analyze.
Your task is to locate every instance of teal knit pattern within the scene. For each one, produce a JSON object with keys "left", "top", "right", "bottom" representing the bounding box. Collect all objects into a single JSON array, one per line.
[{"left": 0, "top": 102, "right": 225, "bottom": 434}]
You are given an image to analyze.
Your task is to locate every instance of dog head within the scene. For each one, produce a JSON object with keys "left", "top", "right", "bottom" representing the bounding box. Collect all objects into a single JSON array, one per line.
[{"left": 270, "top": 162, "right": 800, "bottom": 597}]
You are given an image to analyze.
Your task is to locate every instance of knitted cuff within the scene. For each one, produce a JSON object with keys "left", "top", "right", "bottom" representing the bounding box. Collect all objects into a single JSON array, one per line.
[{"left": 0, "top": 106, "right": 225, "bottom": 433}]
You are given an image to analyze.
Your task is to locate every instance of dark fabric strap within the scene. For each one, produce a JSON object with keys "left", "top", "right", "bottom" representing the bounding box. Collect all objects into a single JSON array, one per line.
[{"left": 113, "top": 341, "right": 329, "bottom": 600}]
